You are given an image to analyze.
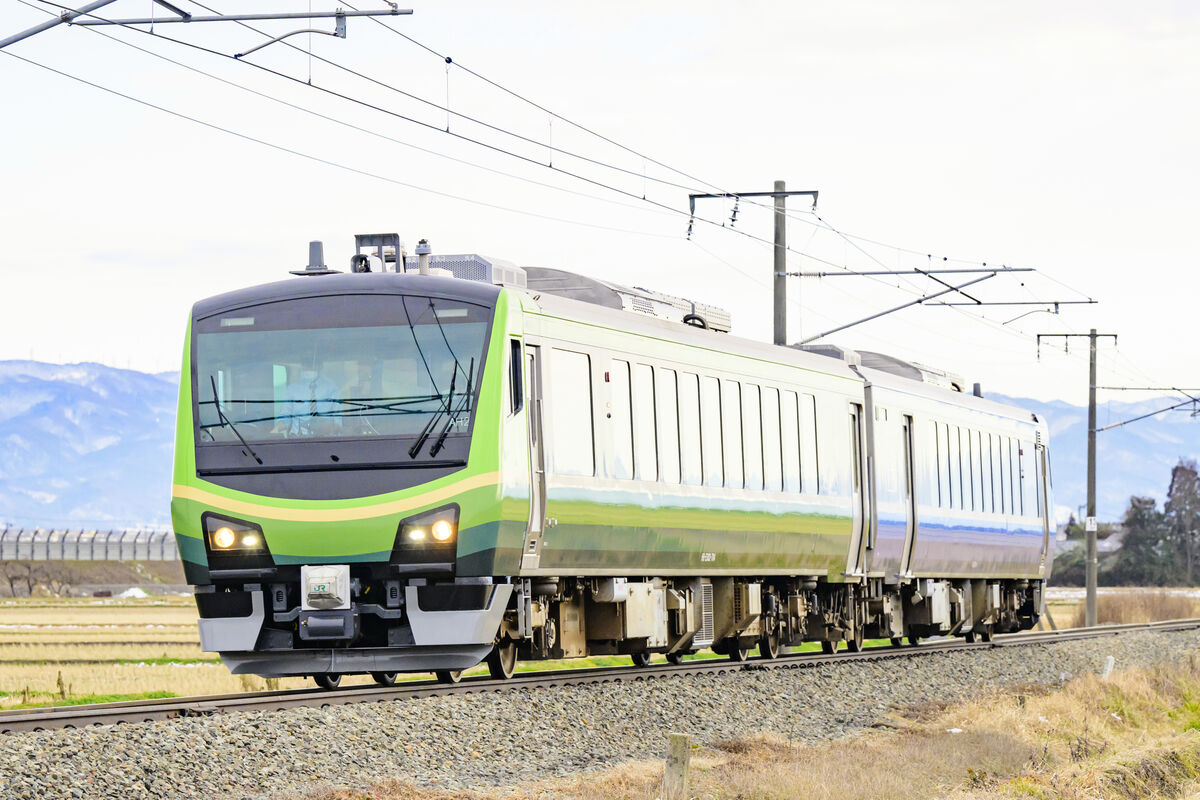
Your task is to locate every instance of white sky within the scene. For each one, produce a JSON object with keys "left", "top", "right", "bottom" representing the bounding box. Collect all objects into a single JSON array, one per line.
[{"left": 1, "top": 1, "right": 1199, "bottom": 407}]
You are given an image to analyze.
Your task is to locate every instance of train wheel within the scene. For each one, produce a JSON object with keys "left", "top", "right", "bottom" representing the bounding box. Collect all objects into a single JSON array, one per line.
[
  {"left": 846, "top": 627, "right": 864, "bottom": 653},
  {"left": 758, "top": 630, "right": 781, "bottom": 659},
  {"left": 890, "top": 637, "right": 903, "bottom": 648},
  {"left": 728, "top": 644, "right": 749, "bottom": 662},
  {"left": 665, "top": 651, "right": 685, "bottom": 665},
  {"left": 907, "top": 635, "right": 921, "bottom": 646},
  {"left": 978, "top": 623, "right": 994, "bottom": 643},
  {"left": 371, "top": 671, "right": 397, "bottom": 686},
  {"left": 821, "top": 640, "right": 839, "bottom": 655},
  {"left": 486, "top": 639, "right": 518, "bottom": 680},
  {"left": 631, "top": 651, "right": 652, "bottom": 667},
  {"left": 435, "top": 670, "right": 463, "bottom": 684},
  {"left": 313, "top": 673, "right": 341, "bottom": 690}
]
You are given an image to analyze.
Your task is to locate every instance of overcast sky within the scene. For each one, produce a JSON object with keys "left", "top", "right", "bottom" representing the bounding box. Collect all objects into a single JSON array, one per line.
[{"left": 1, "top": 1, "right": 1199, "bottom": 412}]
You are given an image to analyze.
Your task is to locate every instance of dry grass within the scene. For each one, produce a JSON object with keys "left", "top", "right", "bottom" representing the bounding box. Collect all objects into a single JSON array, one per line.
[
  {"left": 286, "top": 655, "right": 1200, "bottom": 800},
  {"left": 1069, "top": 589, "right": 1200, "bottom": 627}
]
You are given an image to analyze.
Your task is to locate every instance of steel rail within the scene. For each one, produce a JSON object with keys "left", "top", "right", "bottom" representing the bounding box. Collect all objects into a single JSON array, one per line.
[{"left": 3, "top": 618, "right": 1198, "bottom": 734}]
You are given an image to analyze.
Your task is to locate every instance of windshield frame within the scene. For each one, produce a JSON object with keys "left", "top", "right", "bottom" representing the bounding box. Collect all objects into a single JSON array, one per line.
[{"left": 189, "top": 285, "right": 497, "bottom": 476}]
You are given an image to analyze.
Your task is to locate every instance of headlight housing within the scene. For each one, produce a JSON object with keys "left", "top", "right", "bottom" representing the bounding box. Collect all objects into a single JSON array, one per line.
[
  {"left": 202, "top": 512, "right": 273, "bottom": 570},
  {"left": 392, "top": 504, "right": 459, "bottom": 565}
]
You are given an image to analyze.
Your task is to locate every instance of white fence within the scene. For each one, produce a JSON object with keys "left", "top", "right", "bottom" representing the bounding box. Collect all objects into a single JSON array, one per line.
[{"left": 0, "top": 528, "right": 178, "bottom": 561}]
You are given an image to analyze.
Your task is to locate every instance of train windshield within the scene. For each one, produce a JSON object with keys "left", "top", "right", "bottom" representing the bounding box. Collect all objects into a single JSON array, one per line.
[{"left": 193, "top": 294, "right": 490, "bottom": 447}]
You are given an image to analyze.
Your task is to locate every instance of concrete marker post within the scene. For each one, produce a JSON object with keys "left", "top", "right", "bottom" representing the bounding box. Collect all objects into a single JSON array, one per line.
[{"left": 663, "top": 732, "right": 691, "bottom": 800}]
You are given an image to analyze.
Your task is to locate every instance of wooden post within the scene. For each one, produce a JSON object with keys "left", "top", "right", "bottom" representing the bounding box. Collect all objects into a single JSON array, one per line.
[{"left": 663, "top": 732, "right": 691, "bottom": 800}]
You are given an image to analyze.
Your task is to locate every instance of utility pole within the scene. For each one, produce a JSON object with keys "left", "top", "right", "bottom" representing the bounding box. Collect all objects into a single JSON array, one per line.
[
  {"left": 689, "top": 183, "right": 817, "bottom": 345},
  {"left": 1038, "top": 329, "right": 1117, "bottom": 627}
]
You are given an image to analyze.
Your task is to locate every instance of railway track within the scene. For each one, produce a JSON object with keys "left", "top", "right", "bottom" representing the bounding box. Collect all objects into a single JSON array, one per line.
[{"left": 3, "top": 618, "right": 1197, "bottom": 735}]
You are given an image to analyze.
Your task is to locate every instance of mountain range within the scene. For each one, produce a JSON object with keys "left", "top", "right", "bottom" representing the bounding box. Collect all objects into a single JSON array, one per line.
[{"left": 0, "top": 361, "right": 1195, "bottom": 528}]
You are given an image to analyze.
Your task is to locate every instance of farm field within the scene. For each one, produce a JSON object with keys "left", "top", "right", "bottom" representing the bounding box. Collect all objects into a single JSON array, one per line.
[{"left": 0, "top": 596, "right": 836, "bottom": 708}]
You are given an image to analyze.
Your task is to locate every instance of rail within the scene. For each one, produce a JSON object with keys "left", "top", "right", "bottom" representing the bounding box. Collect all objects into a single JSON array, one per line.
[{"left": 2, "top": 617, "right": 1197, "bottom": 735}]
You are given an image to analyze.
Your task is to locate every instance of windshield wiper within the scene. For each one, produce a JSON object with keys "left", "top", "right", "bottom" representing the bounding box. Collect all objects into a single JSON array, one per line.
[
  {"left": 408, "top": 365, "right": 456, "bottom": 458},
  {"left": 209, "top": 375, "right": 263, "bottom": 465},
  {"left": 430, "top": 357, "right": 474, "bottom": 458}
]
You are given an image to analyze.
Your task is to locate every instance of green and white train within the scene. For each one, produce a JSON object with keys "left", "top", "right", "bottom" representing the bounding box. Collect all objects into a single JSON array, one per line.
[{"left": 171, "top": 236, "right": 1054, "bottom": 687}]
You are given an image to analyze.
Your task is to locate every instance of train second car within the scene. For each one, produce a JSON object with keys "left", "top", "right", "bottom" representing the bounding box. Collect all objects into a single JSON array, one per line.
[{"left": 171, "top": 241, "right": 1053, "bottom": 685}]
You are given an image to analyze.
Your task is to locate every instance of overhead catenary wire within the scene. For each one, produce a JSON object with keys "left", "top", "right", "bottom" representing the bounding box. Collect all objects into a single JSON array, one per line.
[
  {"left": 0, "top": 47, "right": 678, "bottom": 240},
  {"left": 18, "top": 0, "right": 1104, "bottom": 361},
  {"left": 13, "top": 0, "right": 679, "bottom": 220}
]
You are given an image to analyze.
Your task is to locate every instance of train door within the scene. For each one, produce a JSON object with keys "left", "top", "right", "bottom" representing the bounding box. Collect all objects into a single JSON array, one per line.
[
  {"left": 899, "top": 415, "right": 918, "bottom": 577},
  {"left": 847, "top": 404, "right": 870, "bottom": 576},
  {"left": 1037, "top": 442, "right": 1052, "bottom": 574},
  {"left": 521, "top": 345, "right": 547, "bottom": 570}
]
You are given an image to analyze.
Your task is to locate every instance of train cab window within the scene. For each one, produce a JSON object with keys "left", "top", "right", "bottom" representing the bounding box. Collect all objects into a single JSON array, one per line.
[
  {"left": 798, "top": 393, "right": 819, "bottom": 494},
  {"left": 699, "top": 376, "right": 723, "bottom": 487},
  {"left": 781, "top": 391, "right": 800, "bottom": 493},
  {"left": 632, "top": 364, "right": 658, "bottom": 481},
  {"left": 678, "top": 373, "right": 702, "bottom": 486},
  {"left": 609, "top": 360, "right": 634, "bottom": 480},
  {"left": 761, "top": 388, "right": 782, "bottom": 492},
  {"left": 742, "top": 384, "right": 763, "bottom": 491},
  {"left": 655, "top": 368, "right": 681, "bottom": 484},
  {"left": 721, "top": 380, "right": 744, "bottom": 488},
  {"left": 549, "top": 349, "right": 594, "bottom": 477},
  {"left": 509, "top": 339, "right": 523, "bottom": 415}
]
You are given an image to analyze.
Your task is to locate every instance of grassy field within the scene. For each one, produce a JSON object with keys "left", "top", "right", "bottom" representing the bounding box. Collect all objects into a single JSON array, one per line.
[{"left": 295, "top": 654, "right": 1200, "bottom": 800}]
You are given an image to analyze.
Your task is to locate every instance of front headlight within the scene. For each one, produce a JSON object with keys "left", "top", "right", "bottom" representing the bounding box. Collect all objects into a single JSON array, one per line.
[
  {"left": 202, "top": 513, "right": 268, "bottom": 554},
  {"left": 393, "top": 504, "right": 459, "bottom": 565}
]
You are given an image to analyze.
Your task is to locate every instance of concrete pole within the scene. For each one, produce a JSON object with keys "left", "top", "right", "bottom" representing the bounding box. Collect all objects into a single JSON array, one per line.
[
  {"left": 1086, "top": 328, "right": 1098, "bottom": 627},
  {"left": 773, "top": 180, "right": 787, "bottom": 346}
]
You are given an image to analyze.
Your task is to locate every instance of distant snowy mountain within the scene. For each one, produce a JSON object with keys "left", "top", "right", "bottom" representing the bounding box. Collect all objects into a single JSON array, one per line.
[
  {"left": 0, "top": 361, "right": 1195, "bottom": 528},
  {"left": 0, "top": 361, "right": 177, "bottom": 529},
  {"left": 990, "top": 392, "right": 1198, "bottom": 521}
]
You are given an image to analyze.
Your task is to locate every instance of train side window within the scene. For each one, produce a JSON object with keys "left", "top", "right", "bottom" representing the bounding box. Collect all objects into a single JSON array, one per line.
[
  {"left": 1009, "top": 438, "right": 1019, "bottom": 514},
  {"left": 1019, "top": 441, "right": 1032, "bottom": 516},
  {"left": 781, "top": 390, "right": 800, "bottom": 493},
  {"left": 742, "top": 384, "right": 764, "bottom": 491},
  {"left": 949, "top": 426, "right": 963, "bottom": 510},
  {"left": 930, "top": 422, "right": 942, "bottom": 507},
  {"left": 992, "top": 434, "right": 1004, "bottom": 514},
  {"left": 980, "top": 431, "right": 993, "bottom": 513},
  {"left": 721, "top": 379, "right": 744, "bottom": 488},
  {"left": 997, "top": 435, "right": 1008, "bottom": 514},
  {"left": 761, "top": 387, "right": 782, "bottom": 492},
  {"left": 655, "top": 368, "right": 681, "bottom": 484},
  {"left": 508, "top": 339, "right": 523, "bottom": 415},
  {"left": 609, "top": 360, "right": 634, "bottom": 480},
  {"left": 699, "top": 376, "right": 723, "bottom": 487},
  {"left": 964, "top": 428, "right": 976, "bottom": 511},
  {"left": 939, "top": 423, "right": 952, "bottom": 509},
  {"left": 632, "top": 364, "right": 658, "bottom": 481},
  {"left": 678, "top": 373, "right": 702, "bottom": 486},
  {"left": 799, "top": 393, "right": 819, "bottom": 494},
  {"left": 548, "top": 349, "right": 594, "bottom": 477}
]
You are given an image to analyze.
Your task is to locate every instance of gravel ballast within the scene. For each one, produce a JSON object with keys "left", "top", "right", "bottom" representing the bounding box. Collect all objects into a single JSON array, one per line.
[{"left": 2, "top": 628, "right": 1198, "bottom": 799}]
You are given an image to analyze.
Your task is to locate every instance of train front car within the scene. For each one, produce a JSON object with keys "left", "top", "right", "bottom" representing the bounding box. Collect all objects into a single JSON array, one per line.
[{"left": 170, "top": 267, "right": 524, "bottom": 685}]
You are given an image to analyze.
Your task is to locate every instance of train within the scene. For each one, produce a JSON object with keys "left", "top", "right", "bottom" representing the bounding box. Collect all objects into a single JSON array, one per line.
[{"left": 171, "top": 234, "right": 1054, "bottom": 688}]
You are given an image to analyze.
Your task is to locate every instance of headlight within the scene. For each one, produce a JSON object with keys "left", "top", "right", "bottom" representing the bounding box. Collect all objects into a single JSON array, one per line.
[
  {"left": 394, "top": 504, "right": 459, "bottom": 564},
  {"left": 202, "top": 513, "right": 266, "bottom": 552}
]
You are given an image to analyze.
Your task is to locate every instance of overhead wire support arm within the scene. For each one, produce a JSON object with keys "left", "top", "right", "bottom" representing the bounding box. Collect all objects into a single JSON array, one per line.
[
  {"left": 0, "top": 0, "right": 119, "bottom": 49},
  {"left": 783, "top": 267, "right": 1034, "bottom": 278},
  {"left": 795, "top": 272, "right": 997, "bottom": 345},
  {"left": 236, "top": 12, "right": 346, "bottom": 59},
  {"left": 73, "top": 8, "right": 411, "bottom": 26}
]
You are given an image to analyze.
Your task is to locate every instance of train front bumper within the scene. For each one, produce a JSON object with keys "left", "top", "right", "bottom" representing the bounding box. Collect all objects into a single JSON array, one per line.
[{"left": 196, "top": 579, "right": 512, "bottom": 677}]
